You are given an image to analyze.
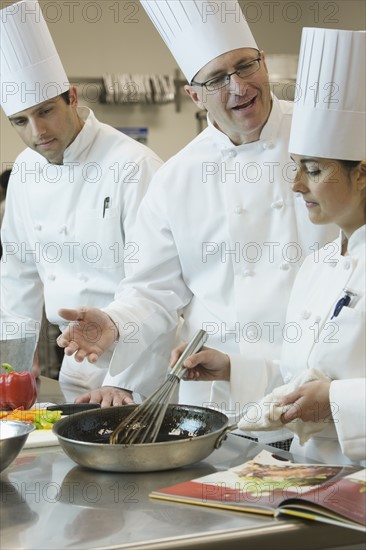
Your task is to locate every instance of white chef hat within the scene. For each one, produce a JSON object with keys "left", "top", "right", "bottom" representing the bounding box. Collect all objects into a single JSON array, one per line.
[
  {"left": 289, "top": 28, "right": 366, "bottom": 161},
  {"left": 0, "top": 0, "right": 69, "bottom": 116},
  {"left": 140, "top": 0, "right": 258, "bottom": 83}
]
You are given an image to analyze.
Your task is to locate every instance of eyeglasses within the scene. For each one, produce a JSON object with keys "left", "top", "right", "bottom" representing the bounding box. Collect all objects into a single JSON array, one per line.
[{"left": 190, "top": 56, "right": 262, "bottom": 92}]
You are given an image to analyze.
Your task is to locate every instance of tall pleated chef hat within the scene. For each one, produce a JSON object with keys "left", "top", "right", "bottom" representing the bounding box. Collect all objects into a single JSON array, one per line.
[
  {"left": 289, "top": 28, "right": 366, "bottom": 161},
  {"left": 139, "top": 0, "right": 258, "bottom": 83},
  {"left": 0, "top": 0, "right": 69, "bottom": 116}
]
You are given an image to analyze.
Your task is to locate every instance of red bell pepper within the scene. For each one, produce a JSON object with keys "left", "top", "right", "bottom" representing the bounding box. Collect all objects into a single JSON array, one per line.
[{"left": 0, "top": 363, "right": 37, "bottom": 410}]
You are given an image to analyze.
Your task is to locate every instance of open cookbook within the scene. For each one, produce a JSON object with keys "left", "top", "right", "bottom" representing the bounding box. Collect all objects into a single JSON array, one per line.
[{"left": 150, "top": 450, "right": 366, "bottom": 532}]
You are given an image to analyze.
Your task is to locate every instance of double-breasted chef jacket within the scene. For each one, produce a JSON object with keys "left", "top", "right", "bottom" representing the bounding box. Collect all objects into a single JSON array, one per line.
[
  {"left": 0, "top": 106, "right": 163, "bottom": 397},
  {"left": 104, "top": 96, "right": 338, "bottom": 414},
  {"left": 231, "top": 226, "right": 366, "bottom": 465}
]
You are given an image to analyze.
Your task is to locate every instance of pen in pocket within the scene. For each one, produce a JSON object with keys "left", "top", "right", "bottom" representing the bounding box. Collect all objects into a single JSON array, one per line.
[
  {"left": 331, "top": 288, "right": 357, "bottom": 319},
  {"left": 103, "top": 196, "right": 110, "bottom": 218}
]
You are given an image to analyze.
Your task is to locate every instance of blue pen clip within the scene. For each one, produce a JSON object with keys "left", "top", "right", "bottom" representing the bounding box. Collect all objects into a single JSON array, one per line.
[{"left": 331, "top": 289, "right": 357, "bottom": 319}]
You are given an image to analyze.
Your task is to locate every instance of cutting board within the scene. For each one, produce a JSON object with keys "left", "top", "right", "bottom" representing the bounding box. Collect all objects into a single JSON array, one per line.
[{"left": 24, "top": 429, "right": 60, "bottom": 448}]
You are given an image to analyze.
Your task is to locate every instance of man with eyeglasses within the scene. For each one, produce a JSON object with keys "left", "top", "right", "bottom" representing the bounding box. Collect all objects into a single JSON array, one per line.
[
  {"left": 187, "top": 49, "right": 270, "bottom": 147},
  {"left": 58, "top": 1, "right": 336, "bottom": 422}
]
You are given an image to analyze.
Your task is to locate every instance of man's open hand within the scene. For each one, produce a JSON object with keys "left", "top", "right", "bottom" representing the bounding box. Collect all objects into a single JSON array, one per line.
[{"left": 57, "top": 307, "right": 118, "bottom": 363}]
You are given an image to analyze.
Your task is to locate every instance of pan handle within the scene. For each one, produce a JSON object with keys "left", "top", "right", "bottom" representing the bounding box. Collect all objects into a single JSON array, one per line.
[
  {"left": 47, "top": 403, "right": 101, "bottom": 415},
  {"left": 214, "top": 423, "right": 238, "bottom": 449}
]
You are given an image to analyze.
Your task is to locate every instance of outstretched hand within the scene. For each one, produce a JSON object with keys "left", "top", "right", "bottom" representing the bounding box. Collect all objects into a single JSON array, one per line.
[
  {"left": 57, "top": 307, "right": 119, "bottom": 363},
  {"left": 170, "top": 344, "right": 230, "bottom": 381}
]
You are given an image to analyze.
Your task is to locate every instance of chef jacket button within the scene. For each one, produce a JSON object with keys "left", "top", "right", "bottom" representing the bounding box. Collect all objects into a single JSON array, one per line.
[
  {"left": 295, "top": 193, "right": 302, "bottom": 198},
  {"left": 242, "top": 269, "right": 254, "bottom": 278},
  {"left": 247, "top": 330, "right": 256, "bottom": 339},
  {"left": 262, "top": 141, "right": 274, "bottom": 150},
  {"left": 233, "top": 206, "right": 243, "bottom": 215},
  {"left": 283, "top": 373, "right": 292, "bottom": 383},
  {"left": 227, "top": 150, "right": 237, "bottom": 158},
  {"left": 47, "top": 274, "right": 56, "bottom": 281},
  {"left": 34, "top": 224, "right": 42, "bottom": 231},
  {"left": 343, "top": 260, "right": 351, "bottom": 270},
  {"left": 314, "top": 316, "right": 321, "bottom": 323},
  {"left": 328, "top": 261, "right": 337, "bottom": 268},
  {"left": 280, "top": 262, "right": 290, "bottom": 271},
  {"left": 300, "top": 310, "right": 311, "bottom": 320},
  {"left": 271, "top": 200, "right": 284, "bottom": 209},
  {"left": 77, "top": 273, "right": 88, "bottom": 282}
]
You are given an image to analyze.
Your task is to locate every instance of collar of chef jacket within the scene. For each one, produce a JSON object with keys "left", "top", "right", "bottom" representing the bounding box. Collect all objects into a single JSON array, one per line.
[
  {"left": 62, "top": 106, "right": 95, "bottom": 164},
  {"left": 342, "top": 224, "right": 366, "bottom": 257},
  {"left": 206, "top": 93, "right": 284, "bottom": 149}
]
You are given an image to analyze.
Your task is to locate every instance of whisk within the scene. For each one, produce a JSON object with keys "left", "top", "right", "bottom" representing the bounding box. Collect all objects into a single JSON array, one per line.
[{"left": 109, "top": 329, "right": 207, "bottom": 445}]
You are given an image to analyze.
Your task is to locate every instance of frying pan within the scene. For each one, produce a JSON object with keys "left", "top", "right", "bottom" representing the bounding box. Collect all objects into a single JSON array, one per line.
[{"left": 52, "top": 404, "right": 236, "bottom": 472}]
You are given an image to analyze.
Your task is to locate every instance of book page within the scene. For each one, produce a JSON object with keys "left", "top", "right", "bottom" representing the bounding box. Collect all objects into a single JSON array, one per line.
[
  {"left": 198, "top": 450, "right": 349, "bottom": 496},
  {"left": 151, "top": 451, "right": 358, "bottom": 514},
  {"left": 287, "top": 468, "right": 366, "bottom": 527}
]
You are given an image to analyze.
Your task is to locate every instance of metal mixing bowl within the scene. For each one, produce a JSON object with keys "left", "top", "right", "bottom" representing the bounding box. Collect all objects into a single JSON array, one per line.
[{"left": 0, "top": 421, "right": 36, "bottom": 473}]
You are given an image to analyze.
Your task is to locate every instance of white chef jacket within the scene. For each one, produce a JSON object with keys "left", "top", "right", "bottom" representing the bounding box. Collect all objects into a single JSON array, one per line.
[
  {"left": 0, "top": 107, "right": 163, "bottom": 397},
  {"left": 104, "top": 96, "right": 338, "bottom": 413},
  {"left": 230, "top": 226, "right": 366, "bottom": 465}
]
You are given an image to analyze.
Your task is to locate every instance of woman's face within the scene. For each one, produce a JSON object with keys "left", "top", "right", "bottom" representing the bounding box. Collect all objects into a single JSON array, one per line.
[{"left": 291, "top": 155, "right": 366, "bottom": 238}]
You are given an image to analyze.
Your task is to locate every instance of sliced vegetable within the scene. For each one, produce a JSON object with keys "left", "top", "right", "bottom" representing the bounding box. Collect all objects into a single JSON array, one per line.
[{"left": 0, "top": 408, "right": 62, "bottom": 429}]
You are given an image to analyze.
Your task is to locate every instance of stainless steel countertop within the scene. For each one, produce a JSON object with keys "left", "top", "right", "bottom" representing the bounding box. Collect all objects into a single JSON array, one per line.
[{"left": 1, "top": 377, "right": 365, "bottom": 550}]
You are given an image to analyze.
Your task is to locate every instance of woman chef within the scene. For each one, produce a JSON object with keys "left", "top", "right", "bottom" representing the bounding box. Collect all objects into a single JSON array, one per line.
[{"left": 171, "top": 27, "right": 366, "bottom": 466}]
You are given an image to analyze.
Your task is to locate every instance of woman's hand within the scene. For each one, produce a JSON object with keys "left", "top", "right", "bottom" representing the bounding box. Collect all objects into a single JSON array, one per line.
[
  {"left": 170, "top": 344, "right": 230, "bottom": 381},
  {"left": 279, "top": 380, "right": 332, "bottom": 423}
]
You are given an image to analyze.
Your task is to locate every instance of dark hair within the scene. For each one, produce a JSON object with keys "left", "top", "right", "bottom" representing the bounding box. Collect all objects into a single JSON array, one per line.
[
  {"left": 339, "top": 160, "right": 361, "bottom": 171},
  {"left": 60, "top": 90, "right": 71, "bottom": 105},
  {"left": 0, "top": 169, "right": 11, "bottom": 193}
]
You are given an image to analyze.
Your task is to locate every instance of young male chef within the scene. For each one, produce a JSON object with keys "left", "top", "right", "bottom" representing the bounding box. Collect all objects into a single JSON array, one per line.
[
  {"left": 58, "top": 0, "right": 337, "bottom": 423},
  {"left": 0, "top": 0, "right": 163, "bottom": 403}
]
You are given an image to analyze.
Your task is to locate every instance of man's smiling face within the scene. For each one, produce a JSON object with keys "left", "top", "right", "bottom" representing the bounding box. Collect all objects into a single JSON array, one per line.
[{"left": 185, "top": 48, "right": 272, "bottom": 145}]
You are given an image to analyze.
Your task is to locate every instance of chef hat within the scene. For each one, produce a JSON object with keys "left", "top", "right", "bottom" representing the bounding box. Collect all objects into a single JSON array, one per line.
[
  {"left": 140, "top": 0, "right": 258, "bottom": 83},
  {"left": 0, "top": 0, "right": 69, "bottom": 116},
  {"left": 289, "top": 28, "right": 366, "bottom": 161}
]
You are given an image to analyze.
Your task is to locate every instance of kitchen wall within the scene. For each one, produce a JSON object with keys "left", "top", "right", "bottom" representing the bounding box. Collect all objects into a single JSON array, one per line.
[{"left": 1, "top": 0, "right": 365, "bottom": 168}]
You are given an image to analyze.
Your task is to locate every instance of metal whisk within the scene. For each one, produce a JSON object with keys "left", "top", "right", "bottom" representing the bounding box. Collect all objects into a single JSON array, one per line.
[{"left": 109, "top": 329, "right": 207, "bottom": 445}]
